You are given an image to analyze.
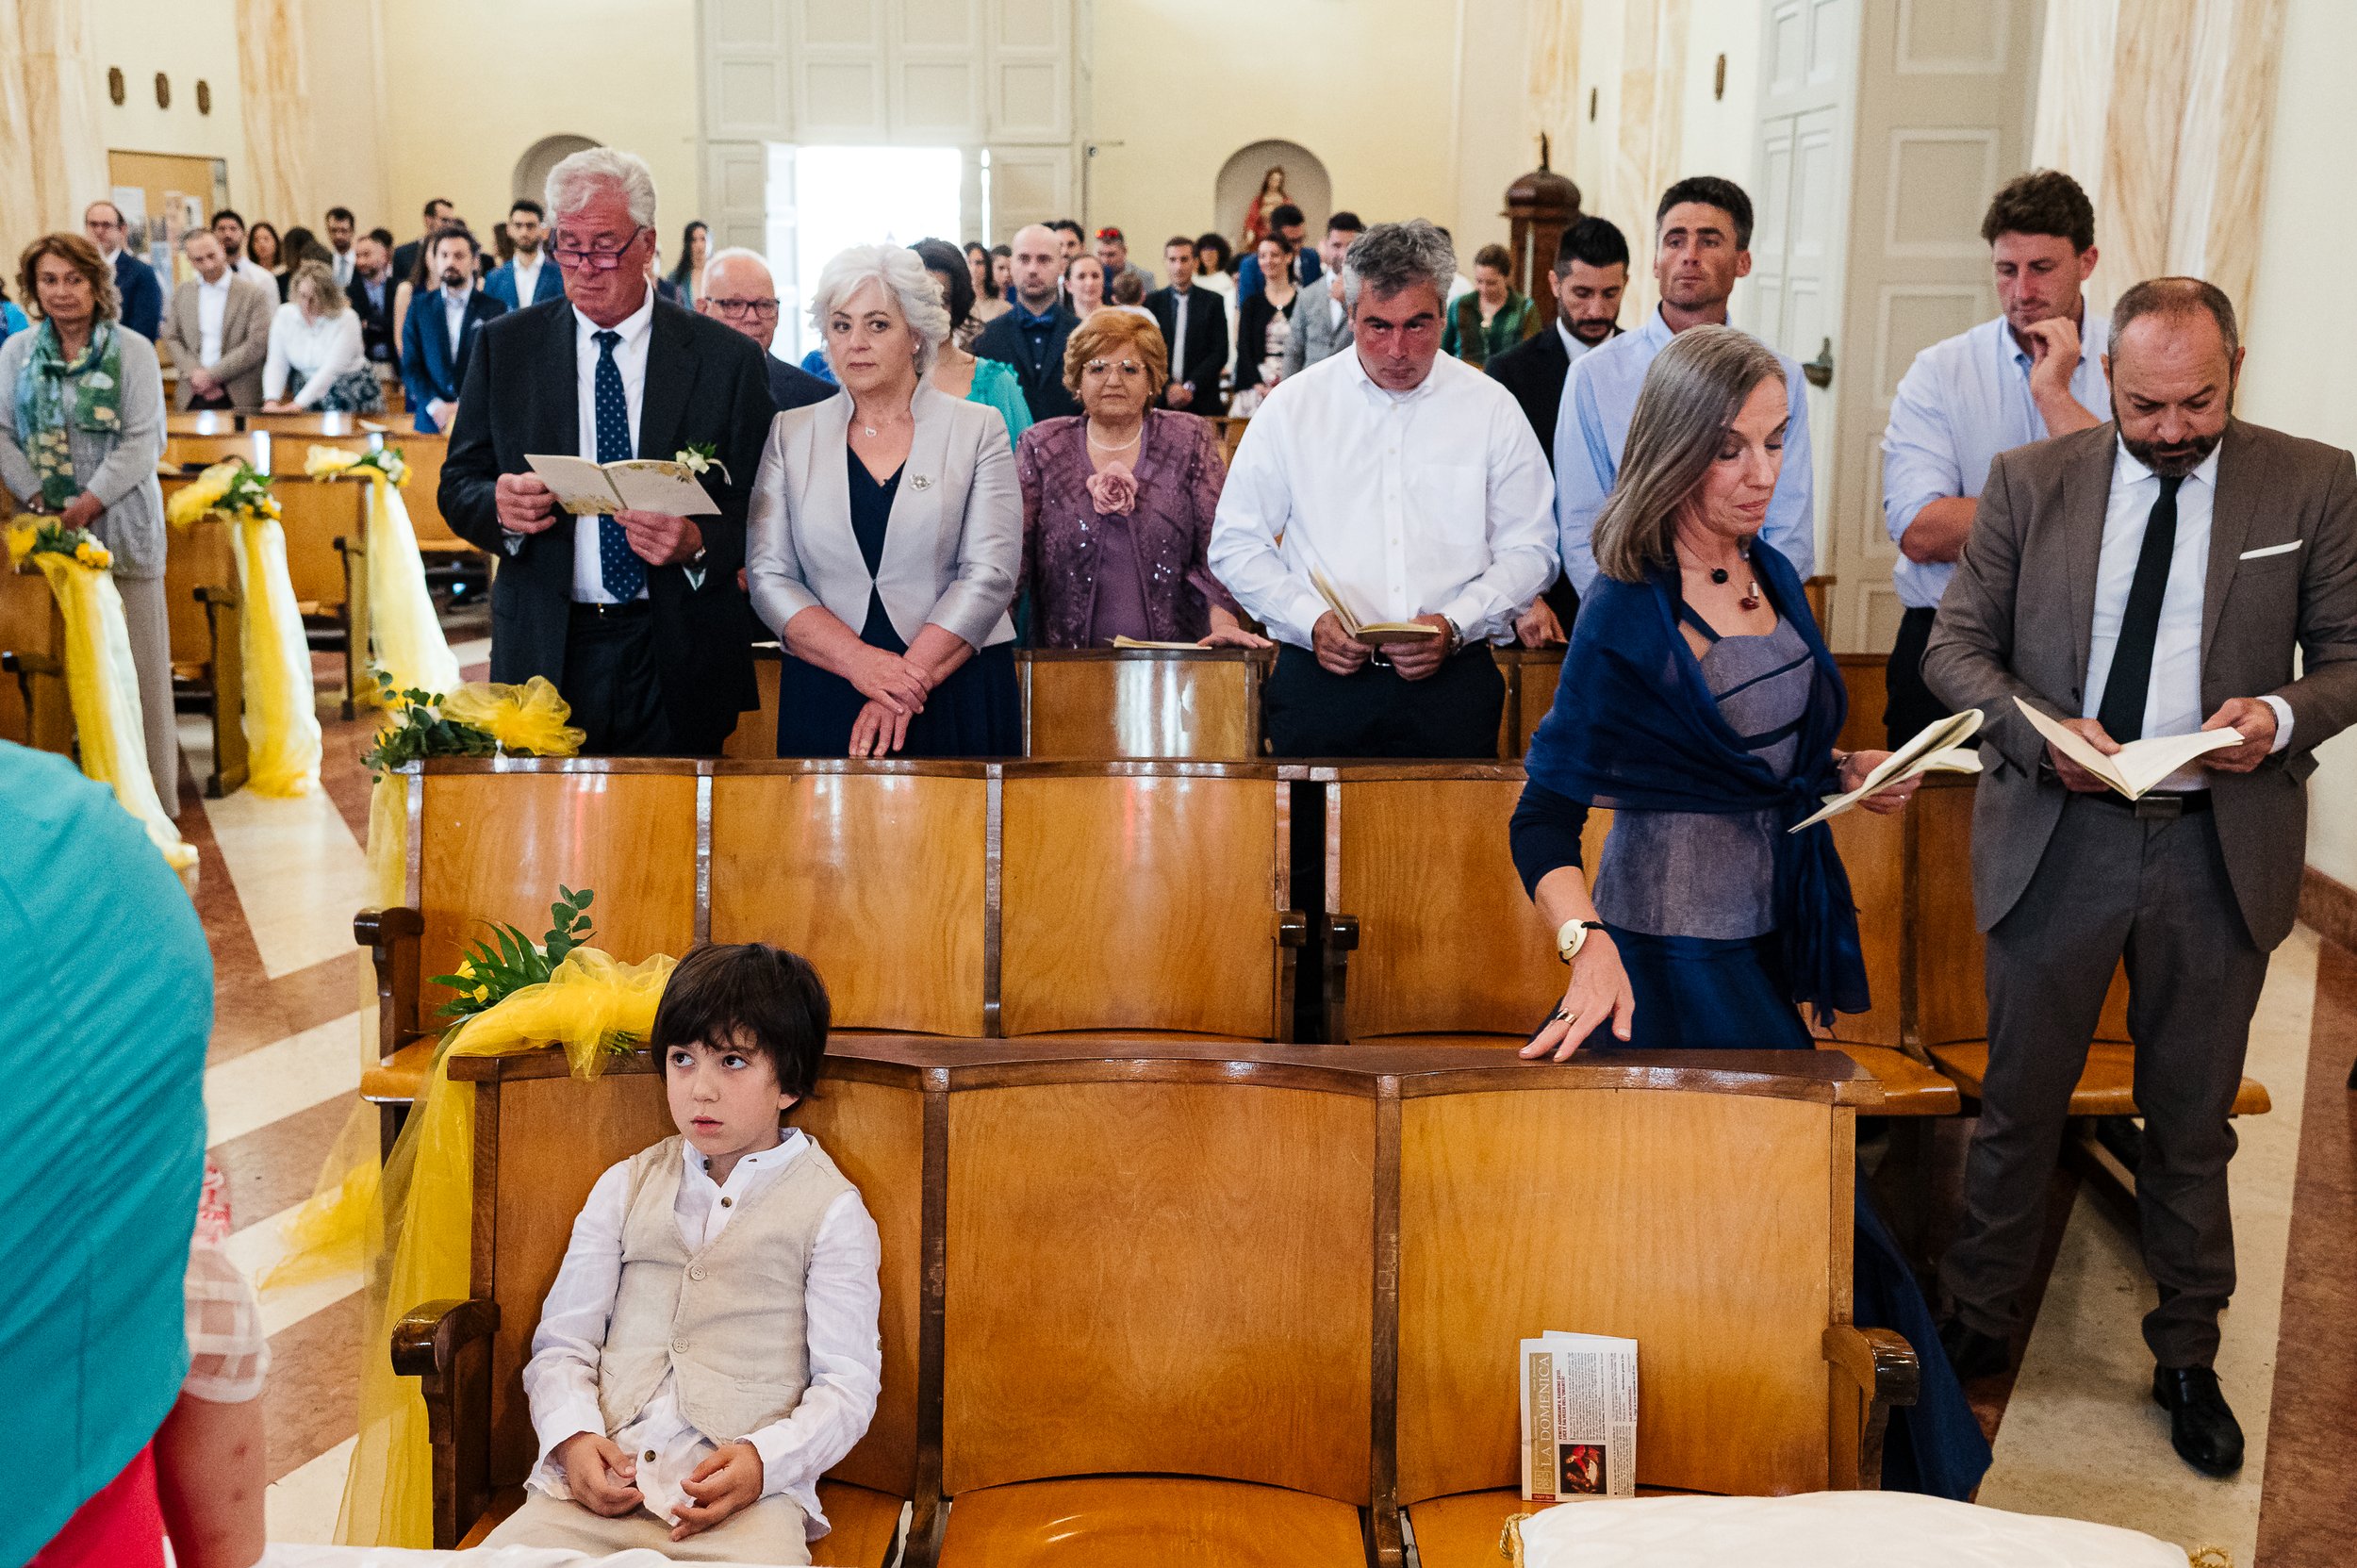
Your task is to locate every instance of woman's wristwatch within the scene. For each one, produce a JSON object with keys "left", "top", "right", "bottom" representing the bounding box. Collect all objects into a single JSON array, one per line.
[{"left": 1557, "top": 918, "right": 1607, "bottom": 964}]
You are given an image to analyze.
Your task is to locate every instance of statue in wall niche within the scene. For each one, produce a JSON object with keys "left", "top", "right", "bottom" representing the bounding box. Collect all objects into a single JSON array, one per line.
[{"left": 1241, "top": 165, "right": 1289, "bottom": 252}]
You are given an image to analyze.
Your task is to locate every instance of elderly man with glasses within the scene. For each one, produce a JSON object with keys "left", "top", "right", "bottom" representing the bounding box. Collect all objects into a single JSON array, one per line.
[
  {"left": 697, "top": 247, "right": 833, "bottom": 414},
  {"left": 438, "top": 147, "right": 775, "bottom": 757}
]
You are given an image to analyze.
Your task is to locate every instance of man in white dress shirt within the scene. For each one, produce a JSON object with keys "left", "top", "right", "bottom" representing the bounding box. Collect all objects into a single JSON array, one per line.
[
  {"left": 1554, "top": 176, "right": 1815, "bottom": 595},
  {"left": 323, "top": 206, "right": 358, "bottom": 289},
  {"left": 160, "top": 229, "right": 272, "bottom": 412},
  {"left": 1880, "top": 171, "right": 2109, "bottom": 747},
  {"left": 1211, "top": 220, "right": 1558, "bottom": 757}
]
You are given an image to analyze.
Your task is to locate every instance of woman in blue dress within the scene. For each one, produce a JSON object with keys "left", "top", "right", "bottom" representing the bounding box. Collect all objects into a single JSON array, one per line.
[{"left": 1510, "top": 325, "right": 1990, "bottom": 1499}]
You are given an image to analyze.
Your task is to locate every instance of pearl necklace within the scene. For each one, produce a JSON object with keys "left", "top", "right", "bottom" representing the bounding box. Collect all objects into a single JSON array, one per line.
[{"left": 1086, "top": 421, "right": 1142, "bottom": 454}]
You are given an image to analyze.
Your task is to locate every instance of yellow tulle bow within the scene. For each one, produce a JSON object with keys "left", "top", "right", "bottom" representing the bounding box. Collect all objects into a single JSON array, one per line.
[
  {"left": 438, "top": 676, "right": 588, "bottom": 757},
  {"left": 163, "top": 460, "right": 238, "bottom": 528},
  {"left": 270, "top": 948, "right": 676, "bottom": 1546},
  {"left": 304, "top": 444, "right": 411, "bottom": 487}
]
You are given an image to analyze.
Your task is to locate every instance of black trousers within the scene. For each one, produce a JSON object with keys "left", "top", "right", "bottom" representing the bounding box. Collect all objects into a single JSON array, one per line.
[
  {"left": 564, "top": 602, "right": 677, "bottom": 756},
  {"left": 1263, "top": 642, "right": 1504, "bottom": 759},
  {"left": 1884, "top": 604, "right": 1953, "bottom": 750},
  {"left": 1939, "top": 798, "right": 2270, "bottom": 1368}
]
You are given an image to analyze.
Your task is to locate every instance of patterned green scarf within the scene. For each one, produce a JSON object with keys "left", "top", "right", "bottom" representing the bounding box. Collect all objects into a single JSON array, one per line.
[{"left": 13, "top": 319, "right": 124, "bottom": 508}]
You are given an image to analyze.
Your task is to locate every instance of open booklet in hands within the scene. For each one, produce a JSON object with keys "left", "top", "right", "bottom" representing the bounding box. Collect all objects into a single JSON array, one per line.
[
  {"left": 524, "top": 454, "right": 720, "bottom": 518},
  {"left": 1310, "top": 568, "right": 1443, "bottom": 647},
  {"left": 2012, "top": 697, "right": 2242, "bottom": 801},
  {"left": 1788, "top": 708, "right": 1985, "bottom": 833}
]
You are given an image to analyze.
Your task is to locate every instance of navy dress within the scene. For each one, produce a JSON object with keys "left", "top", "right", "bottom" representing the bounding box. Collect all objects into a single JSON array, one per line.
[
  {"left": 772, "top": 454, "right": 1022, "bottom": 758},
  {"left": 1510, "top": 602, "right": 1992, "bottom": 1502}
]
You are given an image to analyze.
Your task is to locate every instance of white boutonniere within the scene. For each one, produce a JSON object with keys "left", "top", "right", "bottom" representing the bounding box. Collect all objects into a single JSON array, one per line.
[{"left": 674, "top": 442, "right": 732, "bottom": 485}]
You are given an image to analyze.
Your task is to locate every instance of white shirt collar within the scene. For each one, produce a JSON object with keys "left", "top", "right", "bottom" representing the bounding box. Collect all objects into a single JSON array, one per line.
[
  {"left": 1343, "top": 343, "right": 1443, "bottom": 405},
  {"left": 2112, "top": 433, "right": 2223, "bottom": 492},
  {"left": 198, "top": 272, "right": 231, "bottom": 294},
  {"left": 99, "top": 247, "right": 122, "bottom": 266},
  {"left": 442, "top": 282, "right": 472, "bottom": 306},
  {"left": 575, "top": 286, "right": 656, "bottom": 354},
  {"left": 678, "top": 1125, "right": 806, "bottom": 1189}
]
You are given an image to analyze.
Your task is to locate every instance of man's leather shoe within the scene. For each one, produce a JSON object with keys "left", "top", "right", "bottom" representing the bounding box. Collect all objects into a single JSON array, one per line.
[
  {"left": 1937, "top": 1315, "right": 2011, "bottom": 1380},
  {"left": 2151, "top": 1366, "right": 2244, "bottom": 1476}
]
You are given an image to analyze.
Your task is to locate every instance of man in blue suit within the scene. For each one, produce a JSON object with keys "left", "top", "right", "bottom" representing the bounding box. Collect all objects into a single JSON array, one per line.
[
  {"left": 83, "top": 200, "right": 162, "bottom": 339},
  {"left": 483, "top": 200, "right": 565, "bottom": 312},
  {"left": 401, "top": 225, "right": 506, "bottom": 434},
  {"left": 972, "top": 223, "right": 1081, "bottom": 421}
]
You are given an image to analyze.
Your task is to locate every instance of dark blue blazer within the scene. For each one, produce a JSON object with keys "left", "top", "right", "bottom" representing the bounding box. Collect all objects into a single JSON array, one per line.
[
  {"left": 112, "top": 252, "right": 163, "bottom": 340},
  {"left": 971, "top": 305, "right": 1081, "bottom": 421},
  {"left": 766, "top": 355, "right": 834, "bottom": 413},
  {"left": 483, "top": 257, "right": 565, "bottom": 310},
  {"left": 402, "top": 288, "right": 508, "bottom": 432}
]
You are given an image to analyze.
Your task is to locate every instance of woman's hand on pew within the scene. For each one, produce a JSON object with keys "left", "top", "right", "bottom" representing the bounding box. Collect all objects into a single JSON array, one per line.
[
  {"left": 552, "top": 1430, "right": 642, "bottom": 1516},
  {"left": 848, "top": 646, "right": 931, "bottom": 717},
  {"left": 1838, "top": 749, "right": 1921, "bottom": 815},
  {"left": 1198, "top": 608, "right": 1273, "bottom": 649},
  {"left": 1522, "top": 934, "right": 1635, "bottom": 1061},
  {"left": 671, "top": 1441, "right": 765, "bottom": 1541},
  {"left": 849, "top": 699, "right": 912, "bottom": 757}
]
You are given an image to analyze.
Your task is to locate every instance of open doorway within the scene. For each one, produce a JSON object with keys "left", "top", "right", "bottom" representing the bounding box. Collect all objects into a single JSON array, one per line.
[{"left": 766, "top": 144, "right": 963, "bottom": 366}]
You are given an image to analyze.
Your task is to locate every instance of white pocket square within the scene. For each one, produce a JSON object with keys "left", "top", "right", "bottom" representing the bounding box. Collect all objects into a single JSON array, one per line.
[{"left": 2239, "top": 539, "right": 2301, "bottom": 560}]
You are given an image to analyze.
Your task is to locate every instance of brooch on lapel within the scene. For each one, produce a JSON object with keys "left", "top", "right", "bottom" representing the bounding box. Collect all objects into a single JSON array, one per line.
[{"left": 912, "top": 475, "right": 932, "bottom": 490}]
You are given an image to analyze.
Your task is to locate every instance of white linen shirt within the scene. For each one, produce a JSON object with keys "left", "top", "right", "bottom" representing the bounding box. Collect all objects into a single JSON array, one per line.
[
  {"left": 235, "top": 256, "right": 274, "bottom": 293},
  {"left": 2084, "top": 437, "right": 2293, "bottom": 788},
  {"left": 519, "top": 1128, "right": 883, "bottom": 1542},
  {"left": 196, "top": 274, "right": 233, "bottom": 366},
  {"left": 261, "top": 304, "right": 366, "bottom": 406},
  {"left": 512, "top": 254, "right": 548, "bottom": 308},
  {"left": 1208, "top": 346, "right": 1558, "bottom": 649},
  {"left": 1881, "top": 313, "right": 2111, "bottom": 609},
  {"left": 570, "top": 290, "right": 655, "bottom": 603}
]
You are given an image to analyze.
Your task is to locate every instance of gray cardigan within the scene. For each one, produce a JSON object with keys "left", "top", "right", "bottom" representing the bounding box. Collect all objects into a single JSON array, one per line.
[
  {"left": 746, "top": 383, "right": 1018, "bottom": 650},
  {"left": 0, "top": 323, "right": 168, "bottom": 580}
]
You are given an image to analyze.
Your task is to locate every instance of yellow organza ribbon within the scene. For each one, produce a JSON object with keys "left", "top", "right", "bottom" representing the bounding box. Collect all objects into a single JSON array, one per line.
[
  {"left": 307, "top": 448, "right": 460, "bottom": 706},
  {"left": 224, "top": 515, "right": 323, "bottom": 796},
  {"left": 269, "top": 948, "right": 676, "bottom": 1547},
  {"left": 8, "top": 530, "right": 196, "bottom": 872}
]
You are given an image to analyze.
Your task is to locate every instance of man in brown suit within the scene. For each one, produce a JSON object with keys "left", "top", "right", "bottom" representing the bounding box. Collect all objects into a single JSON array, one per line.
[
  {"left": 159, "top": 229, "right": 273, "bottom": 413},
  {"left": 1925, "top": 278, "right": 2357, "bottom": 1477}
]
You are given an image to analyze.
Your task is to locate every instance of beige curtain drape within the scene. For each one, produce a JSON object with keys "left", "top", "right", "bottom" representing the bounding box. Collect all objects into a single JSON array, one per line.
[
  {"left": 237, "top": 0, "right": 315, "bottom": 229},
  {"left": 0, "top": 0, "right": 106, "bottom": 245}
]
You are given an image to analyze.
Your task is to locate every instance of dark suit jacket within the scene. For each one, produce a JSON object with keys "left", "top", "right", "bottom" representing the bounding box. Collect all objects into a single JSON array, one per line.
[
  {"left": 483, "top": 257, "right": 566, "bottom": 310},
  {"left": 1235, "top": 289, "right": 1296, "bottom": 393},
  {"left": 767, "top": 355, "right": 834, "bottom": 413},
  {"left": 972, "top": 305, "right": 1081, "bottom": 421},
  {"left": 112, "top": 252, "right": 163, "bottom": 340},
  {"left": 391, "top": 238, "right": 423, "bottom": 290},
  {"left": 1924, "top": 419, "right": 2357, "bottom": 949},
  {"left": 351, "top": 272, "right": 399, "bottom": 372},
  {"left": 401, "top": 288, "right": 507, "bottom": 432},
  {"left": 1486, "top": 324, "right": 1572, "bottom": 464},
  {"left": 439, "top": 297, "right": 774, "bottom": 754},
  {"left": 1145, "top": 285, "right": 1229, "bottom": 415}
]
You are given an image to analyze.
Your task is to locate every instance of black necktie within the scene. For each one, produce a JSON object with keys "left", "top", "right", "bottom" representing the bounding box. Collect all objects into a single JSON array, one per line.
[{"left": 2096, "top": 472, "right": 2184, "bottom": 743}]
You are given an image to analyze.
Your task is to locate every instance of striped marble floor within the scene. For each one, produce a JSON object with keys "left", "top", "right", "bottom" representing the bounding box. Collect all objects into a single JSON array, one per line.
[{"left": 187, "top": 643, "right": 2352, "bottom": 1560}]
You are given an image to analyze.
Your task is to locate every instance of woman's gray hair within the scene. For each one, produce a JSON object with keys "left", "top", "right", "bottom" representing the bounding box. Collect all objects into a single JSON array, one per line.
[
  {"left": 807, "top": 242, "right": 951, "bottom": 379},
  {"left": 544, "top": 147, "right": 657, "bottom": 229},
  {"left": 1592, "top": 325, "right": 1788, "bottom": 584},
  {"left": 1342, "top": 220, "right": 1458, "bottom": 311}
]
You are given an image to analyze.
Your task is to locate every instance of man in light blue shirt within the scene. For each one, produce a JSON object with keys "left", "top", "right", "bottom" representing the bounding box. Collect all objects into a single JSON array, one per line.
[
  {"left": 1554, "top": 176, "right": 1814, "bottom": 597},
  {"left": 1880, "top": 170, "right": 2109, "bottom": 746}
]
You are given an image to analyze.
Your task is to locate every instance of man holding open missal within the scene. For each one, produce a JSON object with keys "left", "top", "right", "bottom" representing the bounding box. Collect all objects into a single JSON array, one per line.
[{"left": 1924, "top": 279, "right": 2357, "bottom": 1477}]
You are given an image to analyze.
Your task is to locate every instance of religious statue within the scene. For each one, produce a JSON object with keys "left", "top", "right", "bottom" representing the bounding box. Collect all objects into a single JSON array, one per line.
[{"left": 1241, "top": 166, "right": 1288, "bottom": 252}]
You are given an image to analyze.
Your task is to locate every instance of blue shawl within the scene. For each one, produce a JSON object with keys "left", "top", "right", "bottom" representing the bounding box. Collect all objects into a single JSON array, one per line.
[{"left": 1524, "top": 540, "right": 1868, "bottom": 1023}]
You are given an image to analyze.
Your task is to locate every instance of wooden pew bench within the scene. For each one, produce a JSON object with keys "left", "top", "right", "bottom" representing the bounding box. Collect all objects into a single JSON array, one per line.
[{"left": 399, "top": 1041, "right": 1905, "bottom": 1568}]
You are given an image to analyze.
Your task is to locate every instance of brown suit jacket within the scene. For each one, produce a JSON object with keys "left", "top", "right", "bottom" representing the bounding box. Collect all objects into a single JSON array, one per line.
[
  {"left": 1924, "top": 418, "right": 2357, "bottom": 949},
  {"left": 159, "top": 276, "right": 274, "bottom": 412}
]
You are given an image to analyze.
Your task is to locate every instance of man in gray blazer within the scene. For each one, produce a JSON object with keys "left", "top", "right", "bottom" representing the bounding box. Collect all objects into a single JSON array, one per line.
[
  {"left": 1925, "top": 278, "right": 2357, "bottom": 1477},
  {"left": 160, "top": 229, "right": 272, "bottom": 412},
  {"left": 1280, "top": 212, "right": 1364, "bottom": 378}
]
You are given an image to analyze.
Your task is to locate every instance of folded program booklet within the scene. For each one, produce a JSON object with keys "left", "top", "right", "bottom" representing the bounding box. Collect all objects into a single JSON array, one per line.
[
  {"left": 524, "top": 454, "right": 720, "bottom": 517},
  {"left": 1309, "top": 568, "right": 1442, "bottom": 646},
  {"left": 2012, "top": 698, "right": 2241, "bottom": 801},
  {"left": 1789, "top": 708, "right": 1985, "bottom": 832},
  {"left": 1521, "top": 1331, "right": 1638, "bottom": 1503}
]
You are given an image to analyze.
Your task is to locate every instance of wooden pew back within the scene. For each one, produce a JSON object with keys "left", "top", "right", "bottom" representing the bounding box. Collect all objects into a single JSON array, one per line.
[
  {"left": 1496, "top": 648, "right": 1563, "bottom": 759},
  {"left": 708, "top": 764, "right": 992, "bottom": 1036},
  {"left": 0, "top": 564, "right": 68, "bottom": 751},
  {"left": 1019, "top": 648, "right": 1271, "bottom": 761}
]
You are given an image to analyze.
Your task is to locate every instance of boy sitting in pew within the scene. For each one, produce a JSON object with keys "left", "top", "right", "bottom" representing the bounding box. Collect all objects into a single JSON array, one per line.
[{"left": 484, "top": 943, "right": 882, "bottom": 1564}]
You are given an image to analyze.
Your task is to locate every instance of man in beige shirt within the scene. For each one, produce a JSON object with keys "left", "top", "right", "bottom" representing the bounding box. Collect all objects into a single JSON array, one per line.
[{"left": 160, "top": 230, "right": 273, "bottom": 412}]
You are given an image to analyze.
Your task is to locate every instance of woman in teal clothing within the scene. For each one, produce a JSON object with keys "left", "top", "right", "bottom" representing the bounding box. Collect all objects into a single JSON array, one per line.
[
  {"left": 912, "top": 239, "right": 1031, "bottom": 451},
  {"left": 1442, "top": 241, "right": 1541, "bottom": 369}
]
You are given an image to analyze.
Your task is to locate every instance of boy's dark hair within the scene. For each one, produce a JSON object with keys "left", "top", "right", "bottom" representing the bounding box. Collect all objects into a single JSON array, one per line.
[
  {"left": 651, "top": 943, "right": 832, "bottom": 1102},
  {"left": 1269, "top": 202, "right": 1306, "bottom": 229},
  {"left": 1556, "top": 215, "right": 1630, "bottom": 275},
  {"left": 1980, "top": 169, "right": 2095, "bottom": 254},
  {"left": 1656, "top": 175, "right": 1754, "bottom": 250}
]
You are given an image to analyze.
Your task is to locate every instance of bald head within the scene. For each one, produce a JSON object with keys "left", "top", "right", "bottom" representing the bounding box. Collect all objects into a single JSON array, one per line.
[
  {"left": 1008, "top": 223, "right": 1063, "bottom": 311},
  {"left": 698, "top": 247, "right": 783, "bottom": 350}
]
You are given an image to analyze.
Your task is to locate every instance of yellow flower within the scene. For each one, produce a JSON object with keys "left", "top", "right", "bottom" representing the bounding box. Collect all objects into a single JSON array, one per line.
[
  {"left": 455, "top": 959, "right": 475, "bottom": 979},
  {"left": 305, "top": 445, "right": 362, "bottom": 479},
  {"left": 473, "top": 984, "right": 490, "bottom": 1003},
  {"left": 4, "top": 521, "right": 36, "bottom": 566},
  {"left": 72, "top": 539, "right": 110, "bottom": 570}
]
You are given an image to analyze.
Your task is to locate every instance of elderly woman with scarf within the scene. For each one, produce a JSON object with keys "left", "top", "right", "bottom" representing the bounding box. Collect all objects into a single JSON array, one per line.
[
  {"left": 0, "top": 234, "right": 175, "bottom": 811},
  {"left": 1508, "top": 325, "right": 1989, "bottom": 1501}
]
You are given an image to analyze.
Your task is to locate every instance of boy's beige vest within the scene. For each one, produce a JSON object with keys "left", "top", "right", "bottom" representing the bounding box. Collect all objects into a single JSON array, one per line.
[{"left": 595, "top": 1133, "right": 853, "bottom": 1444}]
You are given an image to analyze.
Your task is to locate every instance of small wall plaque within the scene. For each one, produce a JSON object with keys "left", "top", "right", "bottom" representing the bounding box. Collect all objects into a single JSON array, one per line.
[
  {"left": 155, "top": 72, "right": 171, "bottom": 109},
  {"left": 197, "top": 80, "right": 212, "bottom": 115},
  {"left": 107, "top": 67, "right": 124, "bottom": 106}
]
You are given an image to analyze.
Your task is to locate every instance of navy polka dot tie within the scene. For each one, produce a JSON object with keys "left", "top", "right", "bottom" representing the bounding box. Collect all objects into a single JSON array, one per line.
[{"left": 593, "top": 330, "right": 645, "bottom": 602}]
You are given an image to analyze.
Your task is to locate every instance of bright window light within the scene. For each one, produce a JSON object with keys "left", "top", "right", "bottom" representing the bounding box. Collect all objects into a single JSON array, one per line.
[{"left": 766, "top": 144, "right": 963, "bottom": 365}]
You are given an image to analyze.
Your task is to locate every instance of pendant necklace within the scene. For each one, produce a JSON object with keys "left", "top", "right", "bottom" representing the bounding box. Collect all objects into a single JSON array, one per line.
[{"left": 1706, "top": 552, "right": 1762, "bottom": 612}]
